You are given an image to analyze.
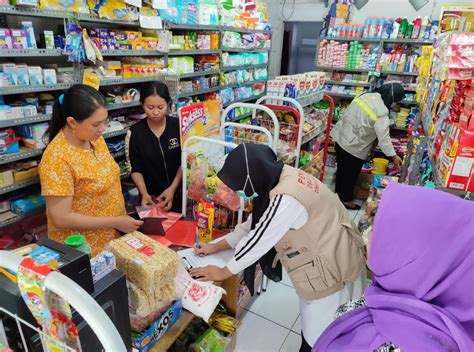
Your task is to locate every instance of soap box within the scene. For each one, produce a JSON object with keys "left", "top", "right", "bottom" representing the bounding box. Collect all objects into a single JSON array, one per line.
[
  {"left": 28, "top": 66, "right": 43, "bottom": 85},
  {"left": 16, "top": 64, "right": 30, "bottom": 86},
  {"left": 42, "top": 69, "right": 57, "bottom": 85},
  {"left": 0, "top": 29, "right": 12, "bottom": 49},
  {"left": 11, "top": 29, "right": 27, "bottom": 49}
]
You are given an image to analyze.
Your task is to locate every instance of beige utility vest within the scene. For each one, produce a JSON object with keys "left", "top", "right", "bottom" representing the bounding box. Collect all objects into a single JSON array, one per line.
[{"left": 270, "top": 166, "right": 365, "bottom": 301}]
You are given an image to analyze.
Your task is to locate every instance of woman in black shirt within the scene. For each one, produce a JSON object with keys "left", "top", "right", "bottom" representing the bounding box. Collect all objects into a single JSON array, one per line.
[{"left": 126, "top": 81, "right": 182, "bottom": 211}]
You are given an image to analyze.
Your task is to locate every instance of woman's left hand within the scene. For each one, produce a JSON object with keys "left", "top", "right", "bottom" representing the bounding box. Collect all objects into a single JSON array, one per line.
[
  {"left": 157, "top": 187, "right": 175, "bottom": 211},
  {"left": 190, "top": 265, "right": 233, "bottom": 282}
]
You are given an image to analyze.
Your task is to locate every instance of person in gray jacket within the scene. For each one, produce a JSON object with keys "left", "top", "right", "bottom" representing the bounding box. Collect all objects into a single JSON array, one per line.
[{"left": 330, "top": 83, "right": 405, "bottom": 210}]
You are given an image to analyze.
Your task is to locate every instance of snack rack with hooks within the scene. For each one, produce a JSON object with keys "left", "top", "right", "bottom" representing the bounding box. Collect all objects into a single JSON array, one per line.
[
  {"left": 0, "top": 250, "right": 126, "bottom": 352},
  {"left": 254, "top": 94, "right": 335, "bottom": 181}
]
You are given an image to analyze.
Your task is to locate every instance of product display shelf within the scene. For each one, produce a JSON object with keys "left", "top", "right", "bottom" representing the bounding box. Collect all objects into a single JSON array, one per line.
[
  {"left": 100, "top": 49, "right": 166, "bottom": 57},
  {"left": 221, "top": 47, "right": 269, "bottom": 53},
  {"left": 229, "top": 111, "right": 253, "bottom": 121},
  {"left": 0, "top": 83, "right": 75, "bottom": 96},
  {"left": 151, "top": 311, "right": 195, "bottom": 352},
  {"left": 325, "top": 80, "right": 371, "bottom": 87},
  {"left": 0, "top": 148, "right": 44, "bottom": 165},
  {"left": 99, "top": 76, "right": 164, "bottom": 87},
  {"left": 0, "top": 205, "right": 45, "bottom": 228},
  {"left": 221, "top": 63, "right": 268, "bottom": 72},
  {"left": 177, "top": 86, "right": 220, "bottom": 98},
  {"left": 222, "top": 93, "right": 266, "bottom": 108},
  {"left": 221, "top": 26, "right": 272, "bottom": 34},
  {"left": 0, "top": 177, "right": 39, "bottom": 196},
  {"left": 382, "top": 38, "right": 433, "bottom": 45},
  {"left": 326, "top": 92, "right": 358, "bottom": 99},
  {"left": 428, "top": 152, "right": 471, "bottom": 199},
  {"left": 178, "top": 69, "right": 221, "bottom": 79},
  {"left": 296, "top": 91, "right": 325, "bottom": 107},
  {"left": 165, "top": 23, "right": 220, "bottom": 31},
  {"left": 381, "top": 70, "right": 418, "bottom": 77},
  {"left": 0, "top": 4, "right": 139, "bottom": 26},
  {"left": 107, "top": 101, "right": 141, "bottom": 111},
  {"left": 316, "top": 66, "right": 371, "bottom": 74},
  {"left": 221, "top": 79, "right": 267, "bottom": 90},
  {"left": 302, "top": 127, "right": 327, "bottom": 145},
  {"left": 323, "top": 36, "right": 380, "bottom": 43},
  {"left": 168, "top": 49, "right": 220, "bottom": 56},
  {"left": 0, "top": 48, "right": 63, "bottom": 57},
  {"left": 0, "top": 114, "right": 52, "bottom": 129},
  {"left": 103, "top": 129, "right": 128, "bottom": 139}
]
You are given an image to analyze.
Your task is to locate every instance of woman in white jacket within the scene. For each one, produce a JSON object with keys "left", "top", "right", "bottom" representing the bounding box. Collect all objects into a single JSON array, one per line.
[{"left": 330, "top": 83, "right": 405, "bottom": 210}]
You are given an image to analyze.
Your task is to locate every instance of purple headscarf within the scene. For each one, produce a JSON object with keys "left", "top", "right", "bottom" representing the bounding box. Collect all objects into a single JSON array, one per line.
[{"left": 313, "top": 183, "right": 474, "bottom": 352}]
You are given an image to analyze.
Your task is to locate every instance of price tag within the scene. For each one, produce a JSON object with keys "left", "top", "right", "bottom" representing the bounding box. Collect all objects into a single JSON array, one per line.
[{"left": 83, "top": 71, "right": 100, "bottom": 90}]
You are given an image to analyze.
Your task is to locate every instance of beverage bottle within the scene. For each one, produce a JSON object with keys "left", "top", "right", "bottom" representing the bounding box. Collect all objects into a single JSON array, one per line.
[{"left": 412, "top": 16, "right": 421, "bottom": 39}]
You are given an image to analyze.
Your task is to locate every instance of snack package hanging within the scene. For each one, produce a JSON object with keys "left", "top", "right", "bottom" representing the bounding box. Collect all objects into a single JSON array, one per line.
[
  {"left": 17, "top": 258, "right": 81, "bottom": 352},
  {"left": 196, "top": 201, "right": 214, "bottom": 243},
  {"left": 175, "top": 263, "right": 226, "bottom": 322},
  {"left": 211, "top": 181, "right": 240, "bottom": 211},
  {"left": 188, "top": 153, "right": 209, "bottom": 201}
]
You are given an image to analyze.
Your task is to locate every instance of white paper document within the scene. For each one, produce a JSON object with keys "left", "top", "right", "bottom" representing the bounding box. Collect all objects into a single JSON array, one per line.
[{"left": 178, "top": 247, "right": 235, "bottom": 269}]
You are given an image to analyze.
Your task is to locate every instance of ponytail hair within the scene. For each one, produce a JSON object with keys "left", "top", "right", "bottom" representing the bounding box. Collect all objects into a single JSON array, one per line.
[{"left": 46, "top": 84, "right": 106, "bottom": 143}]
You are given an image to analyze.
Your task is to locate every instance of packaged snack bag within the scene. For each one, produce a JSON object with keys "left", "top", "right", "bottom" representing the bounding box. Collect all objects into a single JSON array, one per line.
[
  {"left": 212, "top": 181, "right": 240, "bottom": 211},
  {"left": 196, "top": 201, "right": 215, "bottom": 243}
]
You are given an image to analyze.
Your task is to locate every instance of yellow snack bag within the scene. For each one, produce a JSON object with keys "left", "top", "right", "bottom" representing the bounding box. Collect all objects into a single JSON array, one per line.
[{"left": 196, "top": 201, "right": 215, "bottom": 243}]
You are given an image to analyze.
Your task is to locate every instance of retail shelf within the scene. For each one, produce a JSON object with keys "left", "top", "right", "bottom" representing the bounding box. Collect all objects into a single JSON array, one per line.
[
  {"left": 297, "top": 92, "right": 325, "bottom": 107},
  {"left": 100, "top": 77, "right": 163, "bottom": 87},
  {"left": 316, "top": 66, "right": 371, "bottom": 74},
  {"left": 0, "top": 114, "right": 52, "bottom": 129},
  {"left": 0, "top": 149, "right": 44, "bottom": 165},
  {"left": 323, "top": 36, "right": 380, "bottom": 43},
  {"left": 103, "top": 129, "right": 128, "bottom": 139},
  {"left": 177, "top": 86, "right": 220, "bottom": 98},
  {"left": 326, "top": 91, "right": 358, "bottom": 99},
  {"left": 168, "top": 49, "right": 220, "bottom": 56},
  {"left": 223, "top": 93, "right": 266, "bottom": 108},
  {"left": 100, "top": 49, "right": 166, "bottom": 57},
  {"left": 0, "top": 4, "right": 139, "bottom": 25},
  {"left": 110, "top": 150, "right": 125, "bottom": 159},
  {"left": 0, "top": 177, "right": 40, "bottom": 196},
  {"left": 428, "top": 153, "right": 471, "bottom": 199},
  {"left": 0, "top": 206, "right": 45, "bottom": 228},
  {"left": 166, "top": 23, "right": 220, "bottom": 31},
  {"left": 382, "top": 38, "right": 433, "bottom": 45},
  {"left": 221, "top": 26, "right": 272, "bottom": 34},
  {"left": 0, "top": 83, "right": 74, "bottom": 96},
  {"left": 178, "top": 70, "right": 221, "bottom": 79},
  {"left": 222, "top": 64, "right": 268, "bottom": 71},
  {"left": 325, "top": 80, "right": 371, "bottom": 87},
  {"left": 222, "top": 47, "right": 269, "bottom": 53},
  {"left": 0, "top": 48, "right": 63, "bottom": 57},
  {"left": 221, "top": 79, "right": 267, "bottom": 90},
  {"left": 302, "top": 128, "right": 326, "bottom": 145},
  {"left": 229, "top": 111, "right": 253, "bottom": 121},
  {"left": 381, "top": 70, "right": 419, "bottom": 77},
  {"left": 107, "top": 101, "right": 141, "bottom": 111}
]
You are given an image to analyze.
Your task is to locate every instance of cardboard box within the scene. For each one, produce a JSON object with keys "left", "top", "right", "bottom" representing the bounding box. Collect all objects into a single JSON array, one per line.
[
  {"left": 460, "top": 107, "right": 474, "bottom": 131},
  {"left": 0, "top": 169, "right": 14, "bottom": 188},
  {"left": 131, "top": 300, "right": 183, "bottom": 352}
]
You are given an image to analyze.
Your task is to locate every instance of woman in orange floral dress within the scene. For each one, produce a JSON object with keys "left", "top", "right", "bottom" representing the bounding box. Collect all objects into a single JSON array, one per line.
[{"left": 39, "top": 84, "right": 143, "bottom": 256}]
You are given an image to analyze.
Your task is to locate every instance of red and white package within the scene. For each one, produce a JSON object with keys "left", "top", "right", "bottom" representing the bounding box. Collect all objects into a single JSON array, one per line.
[
  {"left": 136, "top": 205, "right": 182, "bottom": 231},
  {"left": 175, "top": 263, "right": 226, "bottom": 322}
]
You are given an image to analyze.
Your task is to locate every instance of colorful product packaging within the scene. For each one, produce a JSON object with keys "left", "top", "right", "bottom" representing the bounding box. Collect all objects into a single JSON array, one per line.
[{"left": 196, "top": 201, "right": 215, "bottom": 243}]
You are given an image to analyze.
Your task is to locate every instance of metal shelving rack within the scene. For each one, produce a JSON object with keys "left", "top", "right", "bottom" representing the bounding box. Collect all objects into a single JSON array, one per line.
[{"left": 0, "top": 7, "right": 273, "bottom": 229}]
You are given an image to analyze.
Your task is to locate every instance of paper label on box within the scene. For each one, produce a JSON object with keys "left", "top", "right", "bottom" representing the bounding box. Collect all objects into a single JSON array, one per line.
[
  {"left": 452, "top": 156, "right": 473, "bottom": 177},
  {"left": 139, "top": 15, "right": 163, "bottom": 29},
  {"left": 82, "top": 71, "right": 100, "bottom": 90},
  {"left": 152, "top": 0, "right": 168, "bottom": 9},
  {"left": 449, "top": 182, "right": 465, "bottom": 190}
]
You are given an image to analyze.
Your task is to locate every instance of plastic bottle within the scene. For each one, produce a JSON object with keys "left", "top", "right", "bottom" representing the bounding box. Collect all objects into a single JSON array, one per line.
[
  {"left": 412, "top": 16, "right": 421, "bottom": 39},
  {"left": 430, "top": 20, "right": 439, "bottom": 40},
  {"left": 419, "top": 16, "right": 429, "bottom": 40},
  {"left": 406, "top": 23, "right": 414, "bottom": 39},
  {"left": 369, "top": 18, "right": 378, "bottom": 39},
  {"left": 376, "top": 18, "right": 384, "bottom": 38},
  {"left": 363, "top": 18, "right": 371, "bottom": 38},
  {"left": 424, "top": 21, "right": 432, "bottom": 40},
  {"left": 398, "top": 17, "right": 408, "bottom": 39},
  {"left": 64, "top": 234, "right": 92, "bottom": 258},
  {"left": 391, "top": 20, "right": 400, "bottom": 39},
  {"left": 382, "top": 19, "right": 392, "bottom": 39}
]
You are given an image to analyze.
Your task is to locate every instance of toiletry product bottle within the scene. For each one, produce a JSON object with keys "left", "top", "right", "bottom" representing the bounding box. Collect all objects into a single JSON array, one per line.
[
  {"left": 419, "top": 16, "right": 429, "bottom": 40},
  {"left": 424, "top": 21, "right": 432, "bottom": 40},
  {"left": 398, "top": 17, "right": 408, "bottom": 39},
  {"left": 391, "top": 20, "right": 400, "bottom": 39},
  {"left": 412, "top": 16, "right": 421, "bottom": 39},
  {"left": 430, "top": 20, "right": 439, "bottom": 40},
  {"left": 406, "top": 23, "right": 414, "bottom": 39}
]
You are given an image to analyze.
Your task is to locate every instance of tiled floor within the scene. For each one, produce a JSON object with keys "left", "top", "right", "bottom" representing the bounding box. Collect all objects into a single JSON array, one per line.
[{"left": 234, "top": 207, "right": 365, "bottom": 351}]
